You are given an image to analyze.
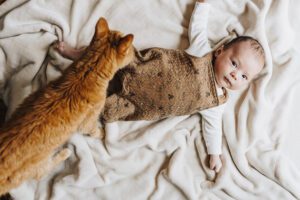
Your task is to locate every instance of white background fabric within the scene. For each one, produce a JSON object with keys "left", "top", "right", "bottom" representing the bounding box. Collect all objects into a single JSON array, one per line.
[{"left": 0, "top": 0, "right": 300, "bottom": 199}]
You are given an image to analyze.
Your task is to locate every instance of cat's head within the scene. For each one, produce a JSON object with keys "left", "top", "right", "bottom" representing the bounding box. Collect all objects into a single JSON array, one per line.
[{"left": 92, "top": 18, "right": 134, "bottom": 70}]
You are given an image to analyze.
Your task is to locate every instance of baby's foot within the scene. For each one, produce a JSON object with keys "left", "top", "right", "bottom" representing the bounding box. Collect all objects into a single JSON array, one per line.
[{"left": 54, "top": 41, "right": 85, "bottom": 61}]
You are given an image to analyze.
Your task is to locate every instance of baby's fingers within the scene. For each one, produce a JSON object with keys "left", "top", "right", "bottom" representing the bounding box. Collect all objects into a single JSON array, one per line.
[
  {"left": 214, "top": 162, "right": 222, "bottom": 173},
  {"left": 209, "top": 160, "right": 216, "bottom": 170},
  {"left": 209, "top": 159, "right": 222, "bottom": 173}
]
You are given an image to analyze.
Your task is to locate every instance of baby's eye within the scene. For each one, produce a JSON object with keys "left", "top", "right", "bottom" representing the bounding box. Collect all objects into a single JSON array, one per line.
[
  {"left": 242, "top": 74, "right": 248, "bottom": 80},
  {"left": 232, "top": 61, "right": 237, "bottom": 68}
]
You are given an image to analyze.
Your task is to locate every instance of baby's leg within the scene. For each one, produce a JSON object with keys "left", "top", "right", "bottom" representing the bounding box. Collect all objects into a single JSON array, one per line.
[
  {"left": 54, "top": 41, "right": 87, "bottom": 61},
  {"left": 102, "top": 94, "right": 135, "bottom": 123}
]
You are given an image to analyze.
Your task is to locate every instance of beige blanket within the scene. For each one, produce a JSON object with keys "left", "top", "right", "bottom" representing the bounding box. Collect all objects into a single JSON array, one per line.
[{"left": 0, "top": 0, "right": 300, "bottom": 199}]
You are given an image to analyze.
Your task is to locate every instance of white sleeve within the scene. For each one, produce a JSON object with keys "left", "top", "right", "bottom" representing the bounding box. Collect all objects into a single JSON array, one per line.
[
  {"left": 185, "top": 2, "right": 212, "bottom": 57},
  {"left": 199, "top": 103, "right": 226, "bottom": 155}
]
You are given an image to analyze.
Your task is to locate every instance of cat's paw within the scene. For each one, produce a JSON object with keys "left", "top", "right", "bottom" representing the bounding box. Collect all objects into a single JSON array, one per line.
[
  {"left": 89, "top": 127, "right": 105, "bottom": 139},
  {"left": 99, "top": 127, "right": 105, "bottom": 139},
  {"left": 58, "top": 148, "right": 72, "bottom": 160}
]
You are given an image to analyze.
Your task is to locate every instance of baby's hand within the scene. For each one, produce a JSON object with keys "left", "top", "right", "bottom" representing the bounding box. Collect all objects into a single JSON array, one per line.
[{"left": 209, "top": 154, "right": 222, "bottom": 173}]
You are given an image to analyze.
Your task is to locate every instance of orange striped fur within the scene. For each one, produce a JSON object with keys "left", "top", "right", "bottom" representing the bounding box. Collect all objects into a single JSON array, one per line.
[{"left": 0, "top": 18, "right": 134, "bottom": 195}]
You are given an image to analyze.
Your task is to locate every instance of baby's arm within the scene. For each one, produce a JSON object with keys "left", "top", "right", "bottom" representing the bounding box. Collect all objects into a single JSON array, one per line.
[
  {"left": 185, "top": 0, "right": 211, "bottom": 57},
  {"left": 199, "top": 104, "right": 226, "bottom": 173}
]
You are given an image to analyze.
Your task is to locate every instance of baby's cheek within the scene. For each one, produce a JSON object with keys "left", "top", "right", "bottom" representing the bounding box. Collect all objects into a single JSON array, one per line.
[{"left": 232, "top": 81, "right": 247, "bottom": 90}]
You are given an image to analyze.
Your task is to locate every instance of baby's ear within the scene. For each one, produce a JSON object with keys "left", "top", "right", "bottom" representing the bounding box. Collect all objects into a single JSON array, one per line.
[
  {"left": 95, "top": 17, "right": 109, "bottom": 38},
  {"left": 117, "top": 34, "right": 134, "bottom": 55},
  {"left": 214, "top": 45, "right": 224, "bottom": 57}
]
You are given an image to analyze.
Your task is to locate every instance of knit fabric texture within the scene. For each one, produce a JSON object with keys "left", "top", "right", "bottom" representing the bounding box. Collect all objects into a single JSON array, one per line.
[{"left": 102, "top": 47, "right": 227, "bottom": 122}]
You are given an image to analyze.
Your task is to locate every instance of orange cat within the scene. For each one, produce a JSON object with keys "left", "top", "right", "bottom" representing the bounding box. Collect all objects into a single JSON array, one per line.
[{"left": 0, "top": 18, "right": 134, "bottom": 195}]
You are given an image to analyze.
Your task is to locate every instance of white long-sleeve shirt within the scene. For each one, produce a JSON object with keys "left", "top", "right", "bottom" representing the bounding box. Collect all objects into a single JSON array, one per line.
[{"left": 185, "top": 2, "right": 226, "bottom": 155}]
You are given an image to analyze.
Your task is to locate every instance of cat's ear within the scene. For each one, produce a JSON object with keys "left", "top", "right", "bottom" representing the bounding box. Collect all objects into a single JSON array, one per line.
[
  {"left": 117, "top": 34, "right": 134, "bottom": 55},
  {"left": 95, "top": 17, "right": 109, "bottom": 38}
]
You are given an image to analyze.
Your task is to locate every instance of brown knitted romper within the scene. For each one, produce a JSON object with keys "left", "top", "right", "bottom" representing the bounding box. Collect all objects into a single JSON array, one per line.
[{"left": 101, "top": 47, "right": 227, "bottom": 122}]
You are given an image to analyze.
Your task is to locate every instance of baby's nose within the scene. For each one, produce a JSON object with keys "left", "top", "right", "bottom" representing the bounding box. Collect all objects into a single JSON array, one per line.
[{"left": 230, "top": 71, "right": 237, "bottom": 80}]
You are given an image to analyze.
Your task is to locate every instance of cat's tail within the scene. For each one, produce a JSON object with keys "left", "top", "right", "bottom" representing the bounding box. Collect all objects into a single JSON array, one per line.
[
  {"left": 0, "top": 167, "right": 21, "bottom": 196},
  {"left": 0, "top": 148, "right": 71, "bottom": 195},
  {"left": 0, "top": 160, "right": 40, "bottom": 195},
  {"left": 0, "top": 157, "right": 34, "bottom": 196},
  {"left": 0, "top": 165, "right": 38, "bottom": 195}
]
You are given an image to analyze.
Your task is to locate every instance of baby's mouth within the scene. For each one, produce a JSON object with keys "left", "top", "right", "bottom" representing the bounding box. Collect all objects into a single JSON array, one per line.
[{"left": 224, "top": 76, "right": 231, "bottom": 86}]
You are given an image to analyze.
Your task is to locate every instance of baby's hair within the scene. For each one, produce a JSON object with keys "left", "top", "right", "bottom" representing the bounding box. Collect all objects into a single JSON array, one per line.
[{"left": 224, "top": 36, "right": 265, "bottom": 63}]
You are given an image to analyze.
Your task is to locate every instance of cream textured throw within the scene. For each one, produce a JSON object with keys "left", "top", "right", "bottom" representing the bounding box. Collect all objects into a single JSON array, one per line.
[{"left": 0, "top": 0, "right": 299, "bottom": 199}]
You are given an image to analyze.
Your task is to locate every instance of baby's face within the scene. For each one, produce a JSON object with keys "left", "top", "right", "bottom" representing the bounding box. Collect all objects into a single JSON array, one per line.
[{"left": 213, "top": 41, "right": 264, "bottom": 90}]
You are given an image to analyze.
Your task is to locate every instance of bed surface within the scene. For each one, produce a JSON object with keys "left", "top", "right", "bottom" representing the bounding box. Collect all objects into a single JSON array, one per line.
[{"left": 0, "top": 0, "right": 300, "bottom": 199}]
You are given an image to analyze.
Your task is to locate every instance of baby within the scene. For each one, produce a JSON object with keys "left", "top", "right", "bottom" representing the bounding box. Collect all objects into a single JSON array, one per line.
[{"left": 55, "top": 0, "right": 265, "bottom": 173}]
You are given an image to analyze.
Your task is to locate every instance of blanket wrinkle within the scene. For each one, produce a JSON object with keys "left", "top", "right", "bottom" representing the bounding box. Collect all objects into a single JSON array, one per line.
[{"left": 1, "top": 0, "right": 300, "bottom": 199}]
